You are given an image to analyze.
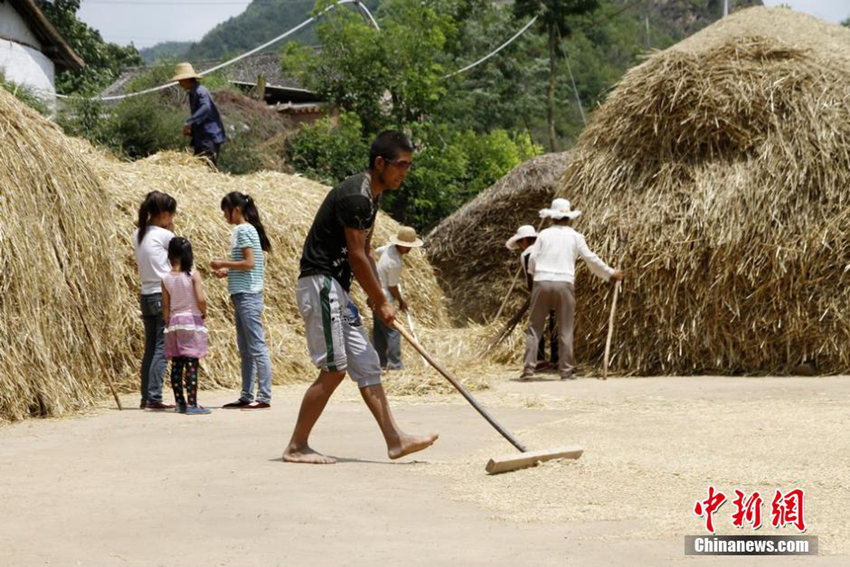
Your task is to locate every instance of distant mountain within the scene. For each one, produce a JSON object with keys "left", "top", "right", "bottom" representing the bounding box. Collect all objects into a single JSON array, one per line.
[
  {"left": 184, "top": 0, "right": 378, "bottom": 61},
  {"left": 143, "top": 0, "right": 761, "bottom": 68},
  {"left": 139, "top": 42, "right": 193, "bottom": 64}
]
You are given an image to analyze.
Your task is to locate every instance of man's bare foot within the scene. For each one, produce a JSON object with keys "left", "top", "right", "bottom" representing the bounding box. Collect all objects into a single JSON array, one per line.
[
  {"left": 388, "top": 433, "right": 439, "bottom": 460},
  {"left": 283, "top": 444, "right": 336, "bottom": 464}
]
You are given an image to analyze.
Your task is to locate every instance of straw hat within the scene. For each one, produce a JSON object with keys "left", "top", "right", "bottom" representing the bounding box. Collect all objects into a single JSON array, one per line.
[
  {"left": 539, "top": 197, "right": 581, "bottom": 220},
  {"left": 505, "top": 225, "right": 538, "bottom": 250},
  {"left": 170, "top": 62, "right": 201, "bottom": 82},
  {"left": 390, "top": 226, "right": 424, "bottom": 248}
]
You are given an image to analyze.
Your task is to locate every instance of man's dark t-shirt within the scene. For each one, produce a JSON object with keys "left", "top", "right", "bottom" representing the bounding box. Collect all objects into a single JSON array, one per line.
[{"left": 299, "top": 172, "right": 380, "bottom": 292}]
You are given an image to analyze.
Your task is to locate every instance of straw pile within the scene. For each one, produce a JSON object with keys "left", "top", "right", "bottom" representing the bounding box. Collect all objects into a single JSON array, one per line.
[
  {"left": 1, "top": 87, "right": 476, "bottom": 422},
  {"left": 431, "top": 7, "right": 850, "bottom": 375},
  {"left": 427, "top": 152, "right": 572, "bottom": 321},
  {"left": 0, "top": 91, "right": 122, "bottom": 421}
]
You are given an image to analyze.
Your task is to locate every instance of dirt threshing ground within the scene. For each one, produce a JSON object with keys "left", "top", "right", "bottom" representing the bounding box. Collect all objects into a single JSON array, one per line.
[{"left": 1, "top": 372, "right": 848, "bottom": 566}]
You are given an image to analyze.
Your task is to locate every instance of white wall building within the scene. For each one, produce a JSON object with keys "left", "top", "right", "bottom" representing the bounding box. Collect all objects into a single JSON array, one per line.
[{"left": 0, "top": 0, "right": 84, "bottom": 101}]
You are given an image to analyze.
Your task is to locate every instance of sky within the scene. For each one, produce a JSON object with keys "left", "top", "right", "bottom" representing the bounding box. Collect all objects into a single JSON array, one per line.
[{"left": 77, "top": 0, "right": 850, "bottom": 50}]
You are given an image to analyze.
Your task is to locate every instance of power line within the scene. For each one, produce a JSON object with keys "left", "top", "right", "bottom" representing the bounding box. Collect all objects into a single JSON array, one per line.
[
  {"left": 57, "top": 0, "right": 378, "bottom": 100},
  {"left": 442, "top": 16, "right": 538, "bottom": 79}
]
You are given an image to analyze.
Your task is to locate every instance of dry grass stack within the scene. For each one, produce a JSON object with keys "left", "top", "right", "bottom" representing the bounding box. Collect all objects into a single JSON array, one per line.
[
  {"left": 0, "top": 89, "right": 122, "bottom": 420},
  {"left": 556, "top": 7, "right": 850, "bottom": 374},
  {"left": 427, "top": 152, "right": 572, "bottom": 322},
  {"left": 1, "top": 87, "right": 460, "bottom": 421}
]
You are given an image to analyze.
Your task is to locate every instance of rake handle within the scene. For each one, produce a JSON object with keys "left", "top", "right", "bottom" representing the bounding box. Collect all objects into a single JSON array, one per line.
[
  {"left": 602, "top": 231, "right": 628, "bottom": 380},
  {"left": 602, "top": 281, "right": 621, "bottom": 380},
  {"left": 393, "top": 320, "right": 527, "bottom": 453}
]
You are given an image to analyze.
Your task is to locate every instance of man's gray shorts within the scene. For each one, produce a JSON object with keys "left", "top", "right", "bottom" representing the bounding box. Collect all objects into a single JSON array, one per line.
[{"left": 296, "top": 275, "right": 382, "bottom": 388}]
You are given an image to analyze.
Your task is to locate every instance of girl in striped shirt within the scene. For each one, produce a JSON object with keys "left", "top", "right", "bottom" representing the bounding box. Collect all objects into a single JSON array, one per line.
[{"left": 211, "top": 192, "right": 273, "bottom": 410}]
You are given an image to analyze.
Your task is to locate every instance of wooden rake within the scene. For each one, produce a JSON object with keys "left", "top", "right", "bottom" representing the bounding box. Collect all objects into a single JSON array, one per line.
[{"left": 394, "top": 321, "right": 583, "bottom": 474}]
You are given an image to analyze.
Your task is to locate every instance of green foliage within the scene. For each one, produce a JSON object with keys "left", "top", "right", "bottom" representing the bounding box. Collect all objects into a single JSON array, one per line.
[
  {"left": 285, "top": 112, "right": 369, "bottom": 184},
  {"left": 55, "top": 97, "right": 113, "bottom": 146},
  {"left": 285, "top": 111, "right": 541, "bottom": 230},
  {"left": 282, "top": 0, "right": 458, "bottom": 131},
  {"left": 383, "top": 124, "right": 540, "bottom": 230},
  {"left": 514, "top": 0, "right": 601, "bottom": 34},
  {"left": 842, "top": 17, "right": 850, "bottom": 28},
  {"left": 36, "top": 0, "right": 143, "bottom": 95}
]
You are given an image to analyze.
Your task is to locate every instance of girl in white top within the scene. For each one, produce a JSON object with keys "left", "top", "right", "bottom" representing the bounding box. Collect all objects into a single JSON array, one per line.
[{"left": 132, "top": 191, "right": 177, "bottom": 410}]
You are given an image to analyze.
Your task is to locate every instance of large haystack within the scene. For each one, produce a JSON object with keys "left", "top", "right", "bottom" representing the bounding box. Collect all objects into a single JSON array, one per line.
[
  {"left": 1, "top": 88, "right": 458, "bottom": 421},
  {"left": 427, "top": 152, "right": 572, "bottom": 321},
  {"left": 429, "top": 7, "right": 850, "bottom": 375},
  {"left": 559, "top": 6, "right": 850, "bottom": 374},
  {"left": 0, "top": 92, "right": 122, "bottom": 421}
]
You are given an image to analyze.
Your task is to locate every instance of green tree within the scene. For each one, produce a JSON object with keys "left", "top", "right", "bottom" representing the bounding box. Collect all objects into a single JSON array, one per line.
[
  {"left": 36, "top": 0, "right": 143, "bottom": 95},
  {"left": 281, "top": 0, "right": 459, "bottom": 132},
  {"left": 284, "top": 112, "right": 369, "bottom": 184},
  {"left": 513, "top": 0, "right": 599, "bottom": 151}
]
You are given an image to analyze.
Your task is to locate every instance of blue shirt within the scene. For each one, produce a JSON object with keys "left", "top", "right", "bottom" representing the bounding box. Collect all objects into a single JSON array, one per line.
[{"left": 187, "top": 83, "right": 225, "bottom": 147}]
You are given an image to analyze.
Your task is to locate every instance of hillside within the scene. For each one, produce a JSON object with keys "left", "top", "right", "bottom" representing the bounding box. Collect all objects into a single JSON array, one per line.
[
  {"left": 139, "top": 41, "right": 193, "bottom": 64},
  {"left": 174, "top": 0, "right": 761, "bottom": 61},
  {"left": 184, "top": 0, "right": 379, "bottom": 61}
]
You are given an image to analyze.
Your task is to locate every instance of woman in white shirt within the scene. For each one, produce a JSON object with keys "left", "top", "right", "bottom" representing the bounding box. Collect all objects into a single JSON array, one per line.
[
  {"left": 133, "top": 191, "right": 177, "bottom": 410},
  {"left": 521, "top": 199, "right": 623, "bottom": 380}
]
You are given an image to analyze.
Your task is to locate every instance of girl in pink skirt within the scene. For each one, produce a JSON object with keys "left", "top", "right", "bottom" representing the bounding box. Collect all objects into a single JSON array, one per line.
[{"left": 162, "top": 237, "right": 210, "bottom": 415}]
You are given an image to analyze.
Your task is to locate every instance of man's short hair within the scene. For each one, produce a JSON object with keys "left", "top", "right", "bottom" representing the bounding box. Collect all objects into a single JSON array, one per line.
[{"left": 369, "top": 130, "right": 413, "bottom": 169}]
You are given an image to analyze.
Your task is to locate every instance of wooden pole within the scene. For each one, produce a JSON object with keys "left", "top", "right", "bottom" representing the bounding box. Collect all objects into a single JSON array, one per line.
[
  {"left": 492, "top": 264, "right": 523, "bottom": 323},
  {"left": 602, "top": 228, "right": 628, "bottom": 380},
  {"left": 480, "top": 296, "right": 530, "bottom": 356},
  {"left": 394, "top": 321, "right": 527, "bottom": 453}
]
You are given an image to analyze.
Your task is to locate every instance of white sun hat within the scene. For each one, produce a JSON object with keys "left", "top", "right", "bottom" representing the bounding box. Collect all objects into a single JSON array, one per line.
[
  {"left": 389, "top": 226, "right": 424, "bottom": 248},
  {"left": 505, "top": 225, "right": 538, "bottom": 250},
  {"left": 170, "top": 62, "right": 202, "bottom": 82},
  {"left": 539, "top": 197, "right": 581, "bottom": 220}
]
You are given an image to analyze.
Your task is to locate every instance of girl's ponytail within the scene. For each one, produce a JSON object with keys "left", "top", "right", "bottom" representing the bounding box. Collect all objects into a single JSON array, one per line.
[
  {"left": 137, "top": 199, "right": 150, "bottom": 243},
  {"left": 137, "top": 191, "right": 177, "bottom": 243},
  {"left": 242, "top": 195, "right": 271, "bottom": 252}
]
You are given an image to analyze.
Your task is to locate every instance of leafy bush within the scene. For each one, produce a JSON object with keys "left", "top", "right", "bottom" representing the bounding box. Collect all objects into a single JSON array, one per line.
[
  {"left": 385, "top": 124, "right": 541, "bottom": 230},
  {"left": 284, "top": 112, "right": 369, "bottom": 185},
  {"left": 285, "top": 113, "right": 542, "bottom": 230}
]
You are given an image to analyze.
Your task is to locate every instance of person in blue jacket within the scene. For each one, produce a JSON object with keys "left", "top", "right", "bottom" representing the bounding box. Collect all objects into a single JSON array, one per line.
[{"left": 171, "top": 62, "right": 226, "bottom": 165}]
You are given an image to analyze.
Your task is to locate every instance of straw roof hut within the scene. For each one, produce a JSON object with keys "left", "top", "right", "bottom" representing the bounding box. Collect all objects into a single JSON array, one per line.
[
  {"left": 0, "top": 88, "right": 452, "bottom": 421},
  {"left": 432, "top": 6, "right": 850, "bottom": 375},
  {"left": 427, "top": 151, "right": 572, "bottom": 321}
]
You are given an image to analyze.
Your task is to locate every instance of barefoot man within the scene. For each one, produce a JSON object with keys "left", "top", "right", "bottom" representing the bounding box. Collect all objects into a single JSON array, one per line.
[{"left": 284, "top": 130, "right": 438, "bottom": 464}]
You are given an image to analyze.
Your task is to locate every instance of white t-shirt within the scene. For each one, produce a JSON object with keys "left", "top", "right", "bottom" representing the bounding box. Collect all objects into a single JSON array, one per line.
[
  {"left": 528, "top": 225, "right": 614, "bottom": 284},
  {"left": 133, "top": 225, "right": 174, "bottom": 295},
  {"left": 376, "top": 244, "right": 403, "bottom": 304}
]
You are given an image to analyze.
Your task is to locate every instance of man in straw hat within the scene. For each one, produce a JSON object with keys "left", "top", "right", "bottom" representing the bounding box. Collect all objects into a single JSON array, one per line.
[
  {"left": 284, "top": 130, "right": 438, "bottom": 464},
  {"left": 171, "top": 62, "right": 226, "bottom": 165},
  {"left": 506, "top": 225, "right": 557, "bottom": 370},
  {"left": 373, "top": 226, "right": 424, "bottom": 371},
  {"left": 521, "top": 198, "right": 623, "bottom": 381}
]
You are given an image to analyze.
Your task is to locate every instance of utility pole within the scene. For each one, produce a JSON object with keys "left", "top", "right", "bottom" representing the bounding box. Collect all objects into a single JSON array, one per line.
[{"left": 723, "top": 0, "right": 729, "bottom": 18}]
